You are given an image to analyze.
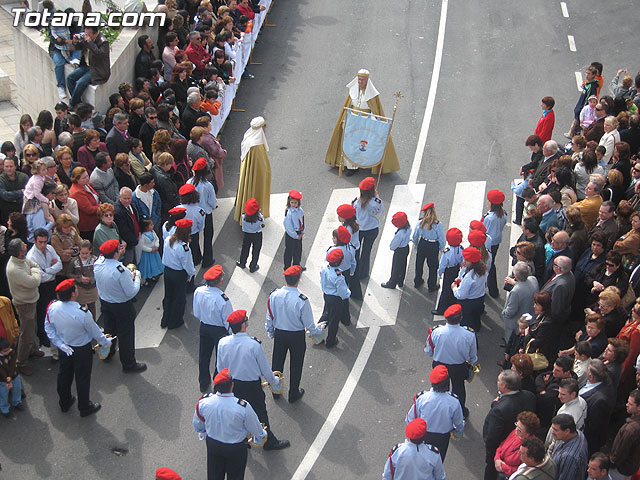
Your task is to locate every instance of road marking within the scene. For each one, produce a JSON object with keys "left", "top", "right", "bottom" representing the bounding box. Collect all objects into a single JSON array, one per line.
[
  {"left": 433, "top": 181, "right": 487, "bottom": 322},
  {"left": 357, "top": 184, "right": 426, "bottom": 328},
  {"left": 222, "top": 193, "right": 289, "bottom": 318},
  {"left": 297, "top": 188, "right": 360, "bottom": 320},
  {"left": 568, "top": 35, "right": 576, "bottom": 52},
  {"left": 575, "top": 71, "right": 583, "bottom": 92},
  {"left": 408, "top": 0, "right": 449, "bottom": 185},
  {"left": 560, "top": 2, "right": 569, "bottom": 17},
  {"left": 291, "top": 325, "right": 380, "bottom": 480}
]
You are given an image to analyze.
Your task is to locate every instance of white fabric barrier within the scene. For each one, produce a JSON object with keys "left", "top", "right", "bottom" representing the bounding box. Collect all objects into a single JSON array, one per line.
[{"left": 210, "top": 0, "right": 273, "bottom": 136}]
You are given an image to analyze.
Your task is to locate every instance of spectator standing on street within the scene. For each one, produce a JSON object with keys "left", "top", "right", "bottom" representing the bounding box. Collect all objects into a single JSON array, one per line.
[{"left": 534, "top": 96, "right": 555, "bottom": 143}]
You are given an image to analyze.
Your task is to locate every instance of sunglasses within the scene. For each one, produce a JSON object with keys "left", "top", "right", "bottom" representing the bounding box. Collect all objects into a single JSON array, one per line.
[
  {"left": 25, "top": 152, "right": 37, "bottom": 157},
  {"left": 606, "top": 262, "right": 616, "bottom": 267}
]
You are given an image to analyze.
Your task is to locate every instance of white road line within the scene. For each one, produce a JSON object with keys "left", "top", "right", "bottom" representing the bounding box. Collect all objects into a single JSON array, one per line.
[
  {"left": 297, "top": 188, "right": 360, "bottom": 320},
  {"left": 568, "top": 35, "right": 576, "bottom": 52},
  {"left": 560, "top": 2, "right": 569, "bottom": 17},
  {"left": 433, "top": 181, "right": 487, "bottom": 322},
  {"left": 407, "top": 0, "right": 448, "bottom": 185},
  {"left": 135, "top": 197, "right": 236, "bottom": 349},
  {"left": 357, "top": 184, "right": 426, "bottom": 328},
  {"left": 224, "top": 193, "right": 289, "bottom": 319},
  {"left": 575, "top": 71, "right": 583, "bottom": 92},
  {"left": 291, "top": 325, "right": 380, "bottom": 480}
]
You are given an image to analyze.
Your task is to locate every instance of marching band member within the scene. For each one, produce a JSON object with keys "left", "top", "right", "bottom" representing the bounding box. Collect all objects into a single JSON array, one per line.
[
  {"left": 193, "top": 265, "right": 232, "bottom": 393},
  {"left": 353, "top": 177, "right": 384, "bottom": 279},
  {"left": 453, "top": 246, "right": 489, "bottom": 332},
  {"left": 381, "top": 212, "right": 411, "bottom": 289},
  {"left": 217, "top": 310, "right": 290, "bottom": 450},
  {"left": 162, "top": 207, "right": 187, "bottom": 240},
  {"left": 265, "top": 266, "right": 326, "bottom": 403},
  {"left": 187, "top": 157, "right": 218, "bottom": 268},
  {"left": 337, "top": 203, "right": 362, "bottom": 299},
  {"left": 320, "top": 249, "right": 351, "bottom": 348},
  {"left": 329, "top": 225, "right": 357, "bottom": 316},
  {"left": 412, "top": 203, "right": 445, "bottom": 291},
  {"left": 177, "top": 183, "right": 206, "bottom": 267},
  {"left": 237, "top": 198, "right": 264, "bottom": 273},
  {"left": 283, "top": 189, "right": 305, "bottom": 270},
  {"left": 432, "top": 228, "right": 464, "bottom": 316},
  {"left": 483, "top": 190, "right": 508, "bottom": 298}
]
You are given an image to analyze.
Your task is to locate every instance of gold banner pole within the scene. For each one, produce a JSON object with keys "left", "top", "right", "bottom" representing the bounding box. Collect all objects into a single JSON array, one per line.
[{"left": 375, "top": 91, "right": 403, "bottom": 190}]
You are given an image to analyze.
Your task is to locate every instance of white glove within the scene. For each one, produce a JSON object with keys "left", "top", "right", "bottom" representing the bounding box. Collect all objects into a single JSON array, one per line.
[
  {"left": 198, "top": 432, "right": 206, "bottom": 441},
  {"left": 267, "top": 331, "right": 274, "bottom": 340},
  {"left": 60, "top": 344, "right": 74, "bottom": 356},
  {"left": 317, "top": 321, "right": 327, "bottom": 329}
]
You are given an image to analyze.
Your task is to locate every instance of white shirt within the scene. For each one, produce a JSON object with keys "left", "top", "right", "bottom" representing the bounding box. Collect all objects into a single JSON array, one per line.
[{"left": 26, "top": 244, "right": 62, "bottom": 283}]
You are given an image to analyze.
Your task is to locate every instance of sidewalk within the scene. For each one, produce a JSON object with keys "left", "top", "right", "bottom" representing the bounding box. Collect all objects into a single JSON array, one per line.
[{"left": 0, "top": 7, "right": 24, "bottom": 141}]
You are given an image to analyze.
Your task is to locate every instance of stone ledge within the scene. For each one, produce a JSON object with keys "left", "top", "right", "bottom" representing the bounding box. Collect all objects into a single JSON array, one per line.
[{"left": 0, "top": 67, "right": 10, "bottom": 101}]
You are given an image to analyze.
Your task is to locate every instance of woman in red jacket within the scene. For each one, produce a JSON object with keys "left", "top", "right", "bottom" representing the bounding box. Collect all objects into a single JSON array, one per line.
[
  {"left": 617, "top": 301, "right": 640, "bottom": 400},
  {"left": 69, "top": 167, "right": 100, "bottom": 241},
  {"left": 534, "top": 96, "right": 555, "bottom": 144},
  {"left": 494, "top": 411, "right": 540, "bottom": 478}
]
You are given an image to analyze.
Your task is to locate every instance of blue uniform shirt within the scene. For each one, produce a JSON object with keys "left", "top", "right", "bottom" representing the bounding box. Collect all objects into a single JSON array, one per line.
[
  {"left": 179, "top": 202, "right": 206, "bottom": 234},
  {"left": 162, "top": 222, "right": 176, "bottom": 240},
  {"left": 94, "top": 256, "right": 141, "bottom": 303},
  {"left": 438, "top": 246, "right": 463, "bottom": 276},
  {"left": 187, "top": 177, "right": 217, "bottom": 214},
  {"left": 453, "top": 269, "right": 488, "bottom": 300},
  {"left": 353, "top": 196, "right": 384, "bottom": 231},
  {"left": 193, "top": 392, "right": 266, "bottom": 444},
  {"left": 265, "top": 286, "right": 322, "bottom": 337},
  {"left": 45, "top": 299, "right": 110, "bottom": 348},
  {"left": 193, "top": 285, "right": 233, "bottom": 328},
  {"left": 346, "top": 224, "right": 360, "bottom": 250},
  {"left": 406, "top": 389, "right": 464, "bottom": 436},
  {"left": 382, "top": 439, "right": 446, "bottom": 480},
  {"left": 320, "top": 264, "right": 351, "bottom": 300},
  {"left": 217, "top": 333, "right": 278, "bottom": 387},
  {"left": 283, "top": 206, "right": 305, "bottom": 239},
  {"left": 328, "top": 245, "right": 356, "bottom": 274},
  {"left": 390, "top": 228, "right": 411, "bottom": 250},
  {"left": 483, "top": 211, "right": 507, "bottom": 246},
  {"left": 424, "top": 323, "right": 478, "bottom": 364},
  {"left": 162, "top": 237, "right": 196, "bottom": 277},
  {"left": 242, "top": 213, "right": 264, "bottom": 234},
  {"left": 412, "top": 222, "right": 445, "bottom": 250}
]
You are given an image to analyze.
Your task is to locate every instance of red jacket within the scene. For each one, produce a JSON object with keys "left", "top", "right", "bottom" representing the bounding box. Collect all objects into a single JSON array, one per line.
[
  {"left": 69, "top": 182, "right": 100, "bottom": 232},
  {"left": 494, "top": 429, "right": 523, "bottom": 476},
  {"left": 236, "top": 3, "right": 255, "bottom": 20},
  {"left": 185, "top": 42, "right": 211, "bottom": 75},
  {"left": 534, "top": 110, "right": 555, "bottom": 144}
]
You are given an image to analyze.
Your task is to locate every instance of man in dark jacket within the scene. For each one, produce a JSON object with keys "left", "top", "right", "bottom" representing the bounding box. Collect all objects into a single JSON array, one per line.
[
  {"left": 139, "top": 107, "right": 159, "bottom": 159},
  {"left": 620, "top": 114, "right": 640, "bottom": 155},
  {"left": 106, "top": 113, "right": 130, "bottom": 160},
  {"left": 0, "top": 157, "right": 28, "bottom": 224},
  {"left": 114, "top": 187, "right": 141, "bottom": 266},
  {"left": 585, "top": 104, "right": 607, "bottom": 143},
  {"left": 529, "top": 141, "right": 560, "bottom": 191},
  {"left": 66, "top": 26, "right": 110, "bottom": 108},
  {"left": 483, "top": 370, "right": 537, "bottom": 480},
  {"left": 580, "top": 359, "right": 616, "bottom": 456},
  {"left": 134, "top": 35, "right": 155, "bottom": 79},
  {"left": 534, "top": 356, "right": 577, "bottom": 431},
  {"left": 609, "top": 389, "right": 640, "bottom": 479},
  {"left": 181, "top": 92, "right": 204, "bottom": 137}
]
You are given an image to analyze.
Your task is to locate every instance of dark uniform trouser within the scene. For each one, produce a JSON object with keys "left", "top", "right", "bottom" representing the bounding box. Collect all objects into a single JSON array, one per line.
[
  {"left": 415, "top": 239, "right": 440, "bottom": 288},
  {"left": 190, "top": 232, "right": 203, "bottom": 266},
  {"left": 161, "top": 267, "right": 187, "bottom": 328},
  {"left": 345, "top": 268, "right": 362, "bottom": 300},
  {"left": 202, "top": 212, "right": 214, "bottom": 267},
  {"left": 198, "top": 323, "right": 228, "bottom": 390},
  {"left": 101, "top": 299, "right": 136, "bottom": 368},
  {"left": 232, "top": 380, "right": 270, "bottom": 427},
  {"left": 321, "top": 293, "right": 347, "bottom": 344},
  {"left": 357, "top": 227, "right": 378, "bottom": 279},
  {"left": 239, "top": 231, "right": 262, "bottom": 268},
  {"left": 424, "top": 431, "right": 450, "bottom": 462},
  {"left": 459, "top": 296, "right": 485, "bottom": 331},
  {"left": 284, "top": 234, "right": 302, "bottom": 268},
  {"left": 388, "top": 245, "right": 409, "bottom": 287},
  {"left": 435, "top": 265, "right": 461, "bottom": 314},
  {"left": 487, "top": 244, "right": 500, "bottom": 297},
  {"left": 433, "top": 360, "right": 468, "bottom": 410},
  {"left": 58, "top": 342, "right": 92, "bottom": 411},
  {"left": 272, "top": 329, "right": 306, "bottom": 398},
  {"left": 206, "top": 436, "right": 247, "bottom": 480},
  {"left": 36, "top": 280, "right": 57, "bottom": 347}
]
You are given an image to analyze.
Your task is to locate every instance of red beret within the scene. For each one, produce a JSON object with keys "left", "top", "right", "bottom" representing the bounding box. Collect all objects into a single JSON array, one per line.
[
  {"left": 227, "top": 309, "right": 247, "bottom": 324},
  {"left": 99, "top": 239, "right": 119, "bottom": 254},
  {"left": 462, "top": 246, "right": 482, "bottom": 263},
  {"left": 336, "top": 204, "right": 356, "bottom": 219},
  {"left": 203, "top": 265, "right": 223, "bottom": 281},
  {"left": 213, "top": 368, "right": 231, "bottom": 385},
  {"left": 192, "top": 157, "right": 208, "bottom": 171},
  {"left": 175, "top": 218, "right": 193, "bottom": 229},
  {"left": 336, "top": 225, "right": 351, "bottom": 244},
  {"left": 487, "top": 189, "right": 505, "bottom": 204},
  {"left": 429, "top": 365, "right": 449, "bottom": 383},
  {"left": 288, "top": 190, "right": 302, "bottom": 200},
  {"left": 155, "top": 468, "right": 182, "bottom": 480},
  {"left": 284, "top": 265, "right": 302, "bottom": 276},
  {"left": 405, "top": 418, "right": 427, "bottom": 440},
  {"left": 326, "top": 248, "right": 344, "bottom": 263},
  {"left": 359, "top": 177, "right": 375, "bottom": 191},
  {"left": 391, "top": 211, "right": 408, "bottom": 228},
  {"left": 244, "top": 198, "right": 259, "bottom": 216},
  {"left": 469, "top": 220, "right": 486, "bottom": 233},
  {"left": 446, "top": 228, "right": 463, "bottom": 247},
  {"left": 444, "top": 304, "right": 462, "bottom": 317},
  {"left": 56, "top": 278, "right": 76, "bottom": 292},
  {"left": 421, "top": 202, "right": 434, "bottom": 212},
  {"left": 468, "top": 229, "right": 486, "bottom": 247},
  {"left": 178, "top": 184, "right": 196, "bottom": 195},
  {"left": 168, "top": 207, "right": 187, "bottom": 216}
]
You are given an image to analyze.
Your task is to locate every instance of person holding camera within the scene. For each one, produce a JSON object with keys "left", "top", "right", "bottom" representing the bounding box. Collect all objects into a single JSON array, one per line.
[
  {"left": 67, "top": 26, "right": 111, "bottom": 108},
  {"left": 50, "top": 213, "right": 82, "bottom": 278}
]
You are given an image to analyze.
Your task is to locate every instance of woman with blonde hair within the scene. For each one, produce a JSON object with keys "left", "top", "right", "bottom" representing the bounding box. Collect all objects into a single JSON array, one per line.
[
  {"left": 50, "top": 213, "right": 82, "bottom": 276},
  {"left": 21, "top": 144, "right": 39, "bottom": 175},
  {"left": 599, "top": 116, "right": 620, "bottom": 165},
  {"left": 50, "top": 184, "right": 79, "bottom": 225},
  {"left": 151, "top": 129, "right": 172, "bottom": 164},
  {"left": 55, "top": 145, "right": 80, "bottom": 188},
  {"left": 14, "top": 114, "right": 33, "bottom": 156},
  {"left": 412, "top": 203, "right": 444, "bottom": 290}
]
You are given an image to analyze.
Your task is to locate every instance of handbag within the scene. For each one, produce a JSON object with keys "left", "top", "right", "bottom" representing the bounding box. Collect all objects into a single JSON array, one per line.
[{"left": 525, "top": 339, "right": 549, "bottom": 371}]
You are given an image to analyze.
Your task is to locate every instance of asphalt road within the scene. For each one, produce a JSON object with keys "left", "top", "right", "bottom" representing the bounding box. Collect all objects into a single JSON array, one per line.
[{"left": 1, "top": 0, "right": 636, "bottom": 478}]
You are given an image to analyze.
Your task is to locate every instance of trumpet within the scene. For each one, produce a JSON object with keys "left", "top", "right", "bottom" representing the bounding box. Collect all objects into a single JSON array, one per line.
[
  {"left": 465, "top": 362, "right": 481, "bottom": 383},
  {"left": 126, "top": 263, "right": 139, "bottom": 280},
  {"left": 248, "top": 423, "right": 268, "bottom": 447},
  {"left": 93, "top": 334, "right": 117, "bottom": 360},
  {"left": 308, "top": 329, "right": 326, "bottom": 345},
  {"left": 261, "top": 371, "right": 285, "bottom": 395}
]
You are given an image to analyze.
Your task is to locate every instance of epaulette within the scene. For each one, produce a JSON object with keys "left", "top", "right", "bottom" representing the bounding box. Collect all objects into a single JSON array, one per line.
[
  {"left": 427, "top": 444, "right": 439, "bottom": 453},
  {"left": 270, "top": 287, "right": 278, "bottom": 294},
  {"left": 199, "top": 209, "right": 206, "bottom": 216},
  {"left": 80, "top": 305, "right": 88, "bottom": 312},
  {"left": 448, "top": 392, "right": 458, "bottom": 399},
  {"left": 221, "top": 293, "right": 229, "bottom": 301},
  {"left": 200, "top": 392, "right": 212, "bottom": 399},
  {"left": 391, "top": 443, "right": 400, "bottom": 454},
  {"left": 415, "top": 390, "right": 426, "bottom": 399},
  {"left": 463, "top": 326, "right": 475, "bottom": 333},
  {"left": 183, "top": 244, "right": 190, "bottom": 252},
  {"left": 336, "top": 270, "right": 342, "bottom": 276},
  {"left": 237, "top": 399, "right": 247, "bottom": 407},
  {"left": 374, "top": 197, "right": 381, "bottom": 203},
  {"left": 352, "top": 197, "right": 358, "bottom": 204},
  {"left": 299, "top": 293, "right": 308, "bottom": 301},
  {"left": 443, "top": 247, "right": 450, "bottom": 253},
  {"left": 431, "top": 324, "right": 440, "bottom": 331},
  {"left": 251, "top": 336, "right": 262, "bottom": 344},
  {"left": 117, "top": 265, "right": 125, "bottom": 272}
]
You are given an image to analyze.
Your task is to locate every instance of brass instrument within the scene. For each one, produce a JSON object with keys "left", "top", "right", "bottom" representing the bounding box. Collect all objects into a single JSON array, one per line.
[
  {"left": 261, "top": 371, "right": 285, "bottom": 395},
  {"left": 308, "top": 328, "right": 326, "bottom": 345},
  {"left": 465, "top": 362, "right": 481, "bottom": 383},
  {"left": 248, "top": 423, "right": 268, "bottom": 447},
  {"left": 93, "top": 334, "right": 117, "bottom": 360},
  {"left": 126, "top": 263, "right": 139, "bottom": 280}
]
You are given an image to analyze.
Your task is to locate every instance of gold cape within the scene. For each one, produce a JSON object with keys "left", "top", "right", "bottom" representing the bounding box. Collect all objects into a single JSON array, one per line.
[
  {"left": 325, "top": 94, "right": 400, "bottom": 174},
  {"left": 234, "top": 144, "right": 271, "bottom": 222}
]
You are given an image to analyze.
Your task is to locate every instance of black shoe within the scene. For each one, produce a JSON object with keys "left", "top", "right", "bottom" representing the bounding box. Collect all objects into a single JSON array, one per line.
[
  {"left": 431, "top": 309, "right": 443, "bottom": 316},
  {"left": 167, "top": 322, "right": 184, "bottom": 330},
  {"left": 428, "top": 283, "right": 440, "bottom": 292},
  {"left": 249, "top": 264, "right": 259, "bottom": 273},
  {"left": 80, "top": 402, "right": 101, "bottom": 417},
  {"left": 344, "top": 168, "right": 358, "bottom": 177},
  {"left": 300, "top": 266, "right": 307, "bottom": 272},
  {"left": 398, "top": 281, "right": 404, "bottom": 288},
  {"left": 289, "top": 388, "right": 305, "bottom": 403},
  {"left": 272, "top": 392, "right": 281, "bottom": 400},
  {"left": 414, "top": 279, "right": 425, "bottom": 288},
  {"left": 381, "top": 282, "right": 395, "bottom": 289},
  {"left": 123, "top": 362, "right": 147, "bottom": 373},
  {"left": 13, "top": 403, "right": 24, "bottom": 411},
  {"left": 60, "top": 396, "right": 76, "bottom": 413},
  {"left": 236, "top": 261, "right": 246, "bottom": 269},
  {"left": 326, "top": 338, "right": 339, "bottom": 348},
  {"left": 463, "top": 407, "right": 470, "bottom": 419},
  {"left": 263, "top": 439, "right": 290, "bottom": 451},
  {"left": 488, "top": 291, "right": 500, "bottom": 299}
]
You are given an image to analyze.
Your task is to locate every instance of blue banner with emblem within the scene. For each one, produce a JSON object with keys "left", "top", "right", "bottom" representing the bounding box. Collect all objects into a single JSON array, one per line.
[{"left": 341, "top": 109, "right": 391, "bottom": 168}]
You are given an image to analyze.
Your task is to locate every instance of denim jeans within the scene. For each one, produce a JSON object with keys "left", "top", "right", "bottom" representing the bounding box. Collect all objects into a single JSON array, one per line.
[
  {"left": 66, "top": 65, "right": 91, "bottom": 107},
  {"left": 0, "top": 376, "right": 23, "bottom": 413},
  {"left": 50, "top": 50, "right": 82, "bottom": 87}
]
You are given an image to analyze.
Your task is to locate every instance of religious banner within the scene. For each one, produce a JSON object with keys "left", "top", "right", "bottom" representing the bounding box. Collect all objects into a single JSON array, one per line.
[{"left": 341, "top": 109, "right": 392, "bottom": 168}]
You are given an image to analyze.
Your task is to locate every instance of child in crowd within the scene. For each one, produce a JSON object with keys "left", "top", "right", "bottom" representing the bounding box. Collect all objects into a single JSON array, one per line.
[
  {"left": 69, "top": 240, "right": 98, "bottom": 321},
  {"left": 0, "top": 338, "right": 23, "bottom": 418},
  {"left": 22, "top": 159, "right": 53, "bottom": 223},
  {"left": 579, "top": 95, "right": 598, "bottom": 132},
  {"left": 237, "top": 198, "right": 263, "bottom": 273},
  {"left": 573, "top": 341, "right": 593, "bottom": 388},
  {"left": 502, "top": 314, "right": 532, "bottom": 369},
  {"left": 337, "top": 204, "right": 362, "bottom": 300},
  {"left": 381, "top": 212, "right": 411, "bottom": 289},
  {"left": 283, "top": 189, "right": 304, "bottom": 270},
  {"left": 201, "top": 89, "right": 222, "bottom": 116},
  {"left": 320, "top": 249, "right": 350, "bottom": 349},
  {"left": 138, "top": 218, "right": 164, "bottom": 285}
]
